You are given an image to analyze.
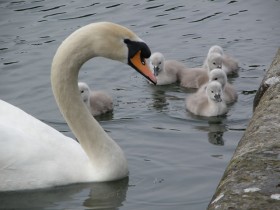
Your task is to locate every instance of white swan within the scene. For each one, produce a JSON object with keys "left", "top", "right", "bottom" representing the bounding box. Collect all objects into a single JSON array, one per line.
[
  {"left": 203, "top": 45, "right": 239, "bottom": 75},
  {"left": 78, "top": 82, "right": 113, "bottom": 116},
  {"left": 185, "top": 81, "right": 227, "bottom": 117},
  {"left": 0, "top": 22, "right": 157, "bottom": 191},
  {"left": 198, "top": 68, "right": 238, "bottom": 104},
  {"left": 149, "top": 52, "right": 186, "bottom": 85},
  {"left": 179, "top": 53, "right": 223, "bottom": 88}
]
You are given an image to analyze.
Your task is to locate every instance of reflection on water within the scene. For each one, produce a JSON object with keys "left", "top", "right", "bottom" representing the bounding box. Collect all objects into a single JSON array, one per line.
[
  {"left": 83, "top": 178, "right": 128, "bottom": 209},
  {"left": 0, "top": 178, "right": 129, "bottom": 210},
  {"left": 208, "top": 131, "right": 224, "bottom": 146},
  {"left": 191, "top": 115, "right": 227, "bottom": 146}
]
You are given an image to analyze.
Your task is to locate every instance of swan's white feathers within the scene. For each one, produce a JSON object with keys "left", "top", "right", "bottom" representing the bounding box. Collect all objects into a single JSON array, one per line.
[
  {"left": 186, "top": 81, "right": 227, "bottom": 117},
  {"left": 0, "top": 22, "right": 157, "bottom": 191},
  {"left": 0, "top": 100, "right": 93, "bottom": 191},
  {"left": 78, "top": 82, "right": 113, "bottom": 116},
  {"left": 203, "top": 68, "right": 238, "bottom": 104},
  {"left": 203, "top": 45, "right": 239, "bottom": 75},
  {"left": 149, "top": 52, "right": 186, "bottom": 85}
]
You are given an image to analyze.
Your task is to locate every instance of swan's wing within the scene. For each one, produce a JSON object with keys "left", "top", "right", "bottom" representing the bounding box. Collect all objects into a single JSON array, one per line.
[
  {"left": 186, "top": 92, "right": 208, "bottom": 115},
  {"left": 224, "top": 83, "right": 238, "bottom": 103},
  {"left": 0, "top": 100, "right": 91, "bottom": 191}
]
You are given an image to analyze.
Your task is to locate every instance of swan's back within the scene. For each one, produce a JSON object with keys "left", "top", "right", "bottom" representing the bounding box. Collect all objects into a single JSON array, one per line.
[
  {"left": 90, "top": 91, "right": 113, "bottom": 116},
  {"left": 179, "top": 67, "right": 208, "bottom": 88},
  {"left": 222, "top": 54, "right": 239, "bottom": 75},
  {"left": 224, "top": 83, "right": 238, "bottom": 104},
  {"left": 0, "top": 100, "right": 92, "bottom": 191},
  {"left": 154, "top": 60, "right": 184, "bottom": 85},
  {"left": 186, "top": 91, "right": 208, "bottom": 115}
]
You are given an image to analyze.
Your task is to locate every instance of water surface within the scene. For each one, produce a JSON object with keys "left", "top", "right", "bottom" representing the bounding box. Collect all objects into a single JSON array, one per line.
[{"left": 0, "top": 0, "right": 279, "bottom": 209}]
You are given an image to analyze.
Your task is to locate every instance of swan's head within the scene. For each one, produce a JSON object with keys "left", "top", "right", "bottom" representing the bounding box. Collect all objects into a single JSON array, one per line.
[
  {"left": 206, "top": 81, "right": 223, "bottom": 103},
  {"left": 149, "top": 52, "right": 165, "bottom": 76},
  {"left": 92, "top": 22, "right": 157, "bottom": 84},
  {"left": 208, "top": 45, "right": 224, "bottom": 56},
  {"left": 207, "top": 53, "right": 223, "bottom": 71},
  {"left": 78, "top": 82, "right": 91, "bottom": 104},
  {"left": 209, "top": 68, "right": 227, "bottom": 88},
  {"left": 54, "top": 22, "right": 157, "bottom": 85}
]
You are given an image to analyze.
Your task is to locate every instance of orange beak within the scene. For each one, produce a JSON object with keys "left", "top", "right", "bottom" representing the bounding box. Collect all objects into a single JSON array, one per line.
[{"left": 129, "top": 51, "right": 157, "bottom": 85}]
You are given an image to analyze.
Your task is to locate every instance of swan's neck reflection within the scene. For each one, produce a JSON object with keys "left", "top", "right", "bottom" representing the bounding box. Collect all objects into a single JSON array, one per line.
[
  {"left": 0, "top": 178, "right": 129, "bottom": 209},
  {"left": 83, "top": 177, "right": 129, "bottom": 209}
]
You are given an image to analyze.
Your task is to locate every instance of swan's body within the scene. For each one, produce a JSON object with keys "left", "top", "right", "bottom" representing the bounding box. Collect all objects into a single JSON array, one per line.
[
  {"left": 0, "top": 100, "right": 94, "bottom": 190},
  {"left": 0, "top": 22, "right": 157, "bottom": 191},
  {"left": 186, "top": 81, "right": 227, "bottom": 117},
  {"left": 203, "top": 45, "right": 239, "bottom": 75},
  {"left": 78, "top": 82, "right": 113, "bottom": 116},
  {"left": 179, "top": 53, "right": 223, "bottom": 88},
  {"left": 149, "top": 52, "right": 186, "bottom": 85},
  {"left": 198, "top": 68, "right": 238, "bottom": 104}
]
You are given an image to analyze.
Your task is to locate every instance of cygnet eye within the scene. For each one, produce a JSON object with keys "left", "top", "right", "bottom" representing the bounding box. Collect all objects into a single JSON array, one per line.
[
  {"left": 211, "top": 90, "right": 214, "bottom": 93},
  {"left": 159, "top": 62, "right": 161, "bottom": 65},
  {"left": 81, "top": 90, "right": 84, "bottom": 93},
  {"left": 213, "top": 62, "right": 216, "bottom": 65},
  {"left": 214, "top": 78, "right": 218, "bottom": 80}
]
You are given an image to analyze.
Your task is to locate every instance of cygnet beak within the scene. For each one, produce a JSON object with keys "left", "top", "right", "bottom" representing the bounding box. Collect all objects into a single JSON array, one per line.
[
  {"left": 153, "top": 66, "right": 160, "bottom": 76},
  {"left": 214, "top": 94, "right": 222, "bottom": 102}
]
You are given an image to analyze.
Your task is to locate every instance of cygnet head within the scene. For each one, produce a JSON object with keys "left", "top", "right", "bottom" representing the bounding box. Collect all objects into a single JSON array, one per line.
[
  {"left": 206, "top": 81, "right": 223, "bottom": 103},
  {"left": 209, "top": 68, "right": 227, "bottom": 88},
  {"left": 150, "top": 52, "right": 165, "bottom": 76},
  {"left": 207, "top": 53, "right": 223, "bottom": 71},
  {"left": 208, "top": 45, "right": 224, "bottom": 56},
  {"left": 78, "top": 82, "right": 90, "bottom": 104}
]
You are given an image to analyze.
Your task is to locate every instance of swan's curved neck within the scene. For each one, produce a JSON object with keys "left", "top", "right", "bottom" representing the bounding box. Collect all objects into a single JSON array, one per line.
[{"left": 51, "top": 23, "right": 127, "bottom": 179}]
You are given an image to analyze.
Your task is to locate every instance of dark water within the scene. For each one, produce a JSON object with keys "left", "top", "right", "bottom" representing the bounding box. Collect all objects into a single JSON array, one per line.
[{"left": 0, "top": 0, "right": 279, "bottom": 209}]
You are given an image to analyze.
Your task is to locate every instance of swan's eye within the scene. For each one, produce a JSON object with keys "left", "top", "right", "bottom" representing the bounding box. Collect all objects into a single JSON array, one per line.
[{"left": 124, "top": 39, "right": 151, "bottom": 59}]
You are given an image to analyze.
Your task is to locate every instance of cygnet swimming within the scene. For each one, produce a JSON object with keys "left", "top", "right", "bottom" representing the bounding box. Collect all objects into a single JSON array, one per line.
[
  {"left": 198, "top": 68, "right": 238, "bottom": 104},
  {"left": 203, "top": 45, "right": 239, "bottom": 75},
  {"left": 149, "top": 52, "right": 187, "bottom": 85},
  {"left": 78, "top": 82, "right": 113, "bottom": 116},
  {"left": 179, "top": 52, "right": 223, "bottom": 88},
  {"left": 186, "top": 81, "right": 227, "bottom": 117}
]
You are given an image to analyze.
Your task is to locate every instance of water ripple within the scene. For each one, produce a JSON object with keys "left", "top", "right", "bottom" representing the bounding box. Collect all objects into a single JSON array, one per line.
[
  {"left": 165, "top": 5, "right": 184, "bottom": 11},
  {"left": 170, "top": 17, "right": 185, "bottom": 21},
  {"left": 43, "top": 12, "right": 66, "bottom": 18},
  {"left": 189, "top": 12, "right": 222, "bottom": 23},
  {"left": 150, "top": 24, "right": 166, "bottom": 28},
  {"left": 40, "top": 5, "right": 66, "bottom": 12},
  {"left": 3, "top": 61, "right": 19, "bottom": 65},
  {"left": 14, "top": 5, "right": 43, "bottom": 11},
  {"left": 145, "top": 4, "right": 164, "bottom": 10},
  {"left": 59, "top": 13, "right": 96, "bottom": 20},
  {"left": 77, "top": 2, "right": 99, "bottom": 9},
  {"left": 105, "top": 3, "right": 123, "bottom": 9}
]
